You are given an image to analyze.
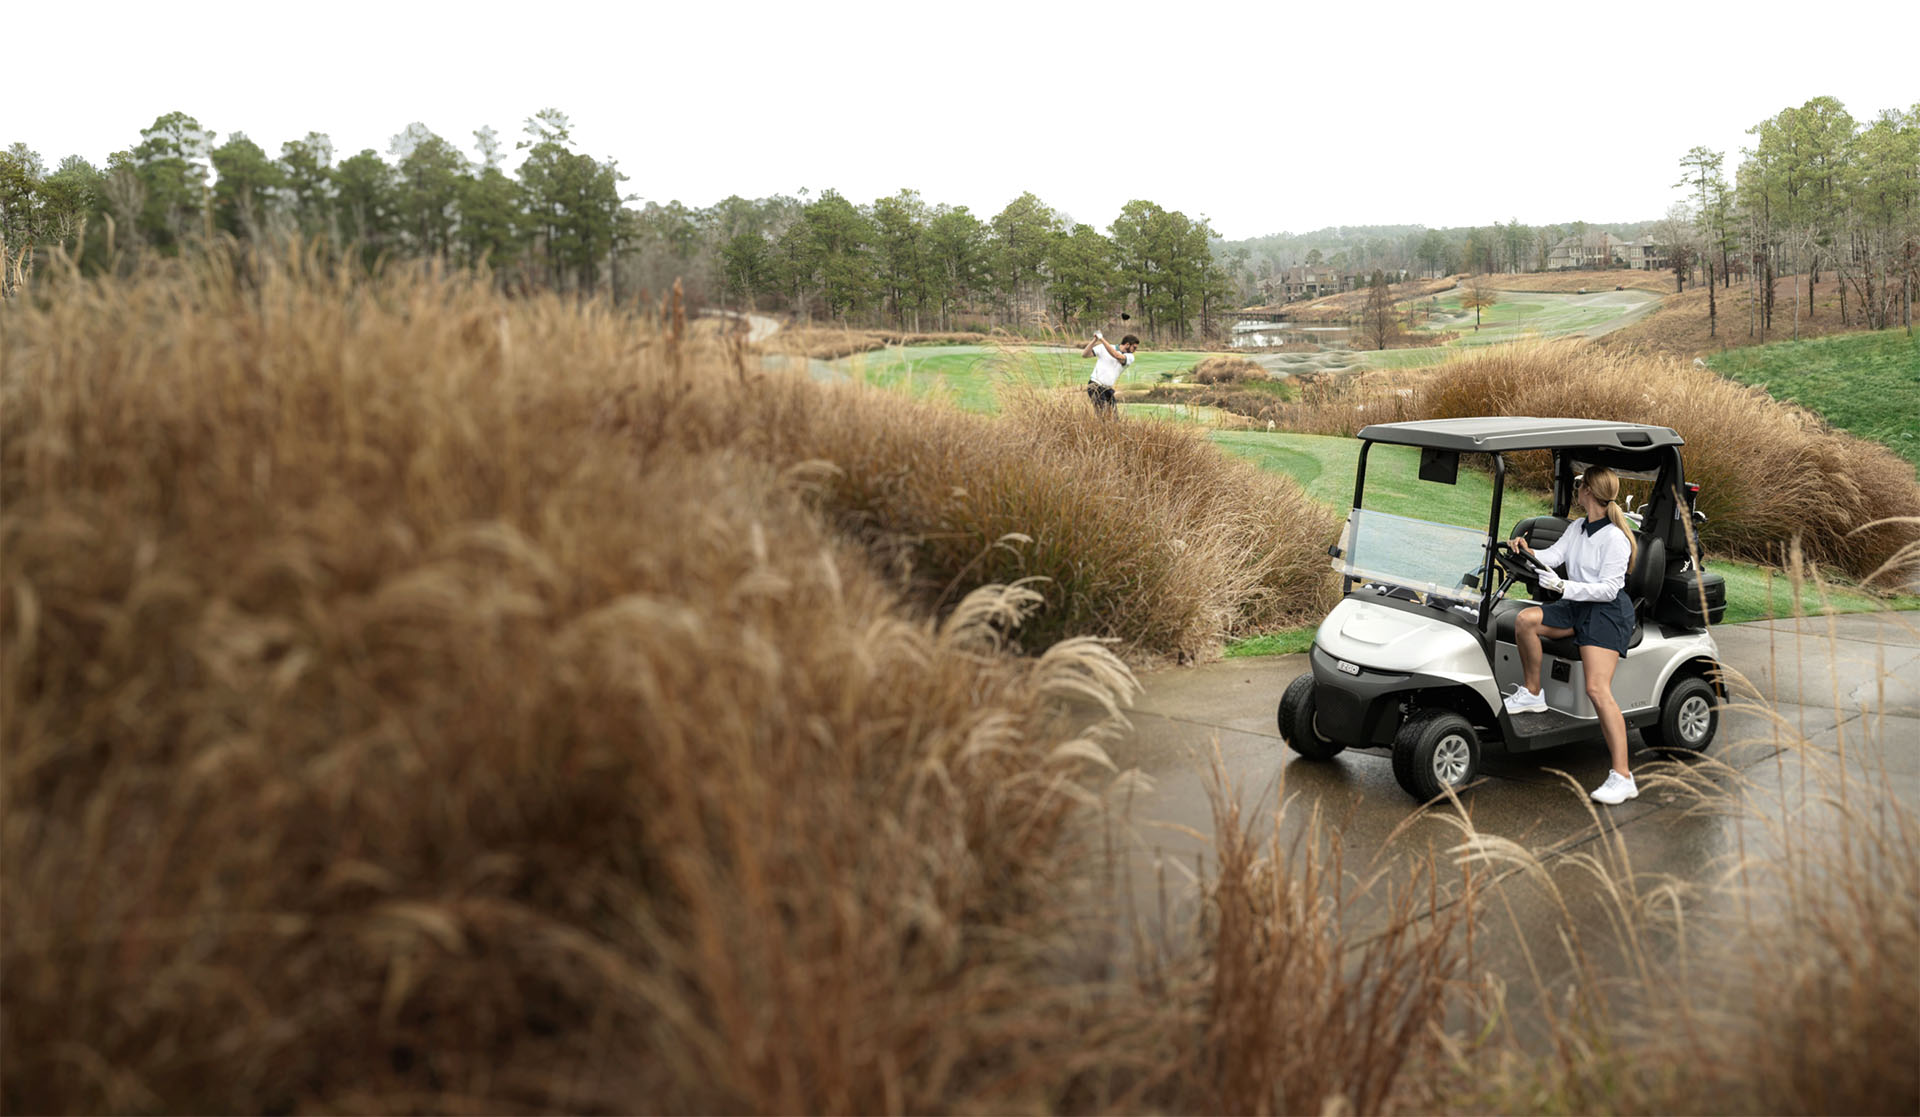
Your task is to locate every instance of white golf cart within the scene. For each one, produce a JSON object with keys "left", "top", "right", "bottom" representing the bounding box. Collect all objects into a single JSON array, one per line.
[{"left": 1279, "top": 418, "right": 1728, "bottom": 802}]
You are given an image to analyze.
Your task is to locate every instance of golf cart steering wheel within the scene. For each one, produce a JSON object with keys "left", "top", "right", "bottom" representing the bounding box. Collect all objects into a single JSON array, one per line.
[{"left": 1493, "top": 540, "right": 1546, "bottom": 584}]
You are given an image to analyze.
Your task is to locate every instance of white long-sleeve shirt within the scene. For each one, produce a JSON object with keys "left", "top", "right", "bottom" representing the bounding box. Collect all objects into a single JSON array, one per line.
[{"left": 1532, "top": 516, "right": 1631, "bottom": 603}]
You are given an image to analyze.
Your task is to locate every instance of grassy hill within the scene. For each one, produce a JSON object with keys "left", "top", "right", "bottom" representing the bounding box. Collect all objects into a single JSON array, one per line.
[
  {"left": 1482, "top": 269, "right": 1674, "bottom": 294},
  {"left": 1422, "top": 288, "right": 1659, "bottom": 345},
  {"left": 1707, "top": 330, "right": 1920, "bottom": 469},
  {"left": 1597, "top": 274, "right": 1880, "bottom": 359}
]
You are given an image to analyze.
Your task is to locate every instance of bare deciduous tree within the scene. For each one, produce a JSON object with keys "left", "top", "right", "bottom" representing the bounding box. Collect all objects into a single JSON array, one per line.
[
  {"left": 1459, "top": 274, "right": 1498, "bottom": 331},
  {"left": 1363, "top": 270, "right": 1400, "bottom": 350}
]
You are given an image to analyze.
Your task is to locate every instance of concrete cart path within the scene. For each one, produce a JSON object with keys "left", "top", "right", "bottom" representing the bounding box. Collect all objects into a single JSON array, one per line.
[{"left": 1095, "top": 612, "right": 1919, "bottom": 1007}]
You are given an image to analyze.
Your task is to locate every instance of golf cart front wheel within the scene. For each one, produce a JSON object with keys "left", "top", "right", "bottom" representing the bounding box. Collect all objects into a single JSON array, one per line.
[
  {"left": 1392, "top": 710, "right": 1481, "bottom": 802},
  {"left": 1279, "top": 674, "right": 1344, "bottom": 761},
  {"left": 1645, "top": 675, "right": 1718, "bottom": 753}
]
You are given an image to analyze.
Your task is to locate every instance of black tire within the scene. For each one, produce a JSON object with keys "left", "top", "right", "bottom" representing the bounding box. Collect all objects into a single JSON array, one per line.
[
  {"left": 1279, "top": 673, "right": 1344, "bottom": 761},
  {"left": 1392, "top": 709, "right": 1480, "bottom": 802},
  {"left": 1644, "top": 674, "right": 1718, "bottom": 753}
]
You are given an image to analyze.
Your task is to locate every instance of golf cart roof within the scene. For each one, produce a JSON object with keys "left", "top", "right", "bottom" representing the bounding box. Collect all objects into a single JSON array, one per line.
[{"left": 1356, "top": 417, "right": 1685, "bottom": 453}]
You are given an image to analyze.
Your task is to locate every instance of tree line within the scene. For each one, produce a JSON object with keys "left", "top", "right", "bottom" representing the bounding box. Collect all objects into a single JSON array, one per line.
[
  {"left": 0, "top": 111, "right": 1231, "bottom": 338},
  {"left": 1672, "top": 97, "right": 1918, "bottom": 338},
  {"left": 1212, "top": 217, "right": 1669, "bottom": 303}
]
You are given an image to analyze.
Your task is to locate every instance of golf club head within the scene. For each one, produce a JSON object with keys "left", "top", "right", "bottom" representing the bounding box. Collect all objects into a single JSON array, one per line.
[{"left": 1120, "top": 313, "right": 1131, "bottom": 321}]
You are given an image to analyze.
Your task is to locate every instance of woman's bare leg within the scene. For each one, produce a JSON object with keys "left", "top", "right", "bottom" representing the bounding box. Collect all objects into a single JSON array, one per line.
[
  {"left": 1581, "top": 645, "right": 1629, "bottom": 776},
  {"left": 1515, "top": 607, "right": 1575, "bottom": 694}
]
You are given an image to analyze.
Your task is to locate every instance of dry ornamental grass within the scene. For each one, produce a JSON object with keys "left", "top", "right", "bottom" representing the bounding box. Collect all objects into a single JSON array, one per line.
[
  {"left": 1191, "top": 355, "right": 1266, "bottom": 385},
  {"left": 0, "top": 254, "right": 1351, "bottom": 1113},
  {"left": 765, "top": 326, "right": 994, "bottom": 360}
]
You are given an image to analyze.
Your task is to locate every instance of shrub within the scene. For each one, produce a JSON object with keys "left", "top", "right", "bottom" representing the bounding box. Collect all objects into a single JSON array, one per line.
[
  {"left": 1193, "top": 354, "right": 1266, "bottom": 384},
  {"left": 765, "top": 325, "right": 992, "bottom": 359},
  {"left": 1135, "top": 382, "right": 1302, "bottom": 427},
  {"left": 631, "top": 369, "right": 1338, "bottom": 657},
  {"left": 1, "top": 257, "right": 1152, "bottom": 1112}
]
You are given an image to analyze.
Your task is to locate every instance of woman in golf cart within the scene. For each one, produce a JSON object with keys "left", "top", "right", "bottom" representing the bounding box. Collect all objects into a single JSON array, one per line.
[{"left": 1502, "top": 466, "right": 1642, "bottom": 805}]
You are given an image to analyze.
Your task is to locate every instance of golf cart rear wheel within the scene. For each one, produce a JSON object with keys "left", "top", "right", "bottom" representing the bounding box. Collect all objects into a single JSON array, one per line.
[
  {"left": 1645, "top": 675, "right": 1718, "bottom": 753},
  {"left": 1279, "top": 674, "right": 1344, "bottom": 761},
  {"left": 1392, "top": 710, "right": 1480, "bottom": 802}
]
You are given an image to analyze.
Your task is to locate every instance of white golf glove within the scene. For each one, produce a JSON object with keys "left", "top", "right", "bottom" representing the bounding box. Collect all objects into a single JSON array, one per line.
[
  {"left": 1094, "top": 330, "right": 1104, "bottom": 340},
  {"left": 1537, "top": 570, "right": 1564, "bottom": 592}
]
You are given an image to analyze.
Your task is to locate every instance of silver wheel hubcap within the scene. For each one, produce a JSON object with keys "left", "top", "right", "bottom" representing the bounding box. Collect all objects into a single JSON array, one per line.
[
  {"left": 1678, "top": 695, "right": 1712, "bottom": 744},
  {"left": 1433, "top": 733, "right": 1471, "bottom": 784}
]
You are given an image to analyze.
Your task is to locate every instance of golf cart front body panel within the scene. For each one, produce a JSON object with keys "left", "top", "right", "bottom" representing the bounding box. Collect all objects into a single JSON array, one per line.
[
  {"left": 1307, "top": 645, "right": 1493, "bottom": 747},
  {"left": 1317, "top": 598, "right": 1496, "bottom": 691},
  {"left": 1311, "top": 599, "right": 1503, "bottom": 745}
]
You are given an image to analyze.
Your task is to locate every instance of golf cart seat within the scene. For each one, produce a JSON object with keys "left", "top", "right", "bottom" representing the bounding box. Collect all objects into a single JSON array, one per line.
[
  {"left": 1510, "top": 515, "right": 1571, "bottom": 553},
  {"left": 1494, "top": 532, "right": 1665, "bottom": 658}
]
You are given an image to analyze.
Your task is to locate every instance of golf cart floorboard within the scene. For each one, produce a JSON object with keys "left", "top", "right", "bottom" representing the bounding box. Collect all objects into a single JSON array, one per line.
[{"left": 1501, "top": 705, "right": 1633, "bottom": 752}]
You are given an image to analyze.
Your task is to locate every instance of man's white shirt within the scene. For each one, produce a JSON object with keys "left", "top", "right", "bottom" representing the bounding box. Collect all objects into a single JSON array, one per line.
[{"left": 1091, "top": 346, "right": 1134, "bottom": 387}]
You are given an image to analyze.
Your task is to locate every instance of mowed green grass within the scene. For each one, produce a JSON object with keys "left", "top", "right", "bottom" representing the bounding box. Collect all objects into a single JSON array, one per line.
[
  {"left": 1213, "top": 430, "right": 1917, "bottom": 656},
  {"left": 1359, "top": 347, "right": 1453, "bottom": 370},
  {"left": 1706, "top": 331, "right": 1920, "bottom": 469},
  {"left": 837, "top": 344, "right": 1216, "bottom": 413},
  {"left": 1422, "top": 289, "right": 1656, "bottom": 345},
  {"left": 1210, "top": 431, "right": 1552, "bottom": 529},
  {"left": 1315, "top": 289, "right": 1660, "bottom": 371}
]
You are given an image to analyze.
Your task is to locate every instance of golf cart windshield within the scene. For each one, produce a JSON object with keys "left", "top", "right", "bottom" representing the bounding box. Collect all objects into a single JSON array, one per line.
[{"left": 1336, "top": 509, "right": 1490, "bottom": 600}]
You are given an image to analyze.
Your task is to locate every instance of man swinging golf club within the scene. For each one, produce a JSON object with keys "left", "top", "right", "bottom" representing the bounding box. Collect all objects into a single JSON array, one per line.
[{"left": 1081, "top": 321, "right": 1139, "bottom": 419}]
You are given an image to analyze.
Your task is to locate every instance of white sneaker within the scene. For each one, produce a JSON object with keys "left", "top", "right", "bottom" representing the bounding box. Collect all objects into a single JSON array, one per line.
[
  {"left": 1503, "top": 685, "right": 1548, "bottom": 715},
  {"left": 1590, "top": 770, "right": 1639, "bottom": 805}
]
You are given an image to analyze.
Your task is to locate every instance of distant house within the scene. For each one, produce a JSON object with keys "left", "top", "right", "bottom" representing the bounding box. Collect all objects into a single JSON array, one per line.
[
  {"left": 1259, "top": 268, "right": 1351, "bottom": 305},
  {"left": 1546, "top": 231, "right": 1616, "bottom": 270},
  {"left": 1619, "top": 237, "right": 1669, "bottom": 271},
  {"left": 1261, "top": 265, "right": 1347, "bottom": 302},
  {"left": 1547, "top": 231, "right": 1671, "bottom": 271}
]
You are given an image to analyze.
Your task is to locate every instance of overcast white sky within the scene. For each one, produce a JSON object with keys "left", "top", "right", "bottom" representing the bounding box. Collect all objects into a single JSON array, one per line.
[{"left": 11, "top": 1, "right": 1916, "bottom": 241}]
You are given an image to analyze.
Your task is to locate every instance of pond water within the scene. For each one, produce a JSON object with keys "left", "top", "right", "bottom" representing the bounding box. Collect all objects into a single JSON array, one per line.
[{"left": 1231, "top": 322, "right": 1351, "bottom": 349}]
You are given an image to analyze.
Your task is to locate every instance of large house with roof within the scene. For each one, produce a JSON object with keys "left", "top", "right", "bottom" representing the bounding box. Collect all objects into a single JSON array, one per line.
[
  {"left": 1260, "top": 265, "right": 1349, "bottom": 303},
  {"left": 1547, "top": 231, "right": 1670, "bottom": 271}
]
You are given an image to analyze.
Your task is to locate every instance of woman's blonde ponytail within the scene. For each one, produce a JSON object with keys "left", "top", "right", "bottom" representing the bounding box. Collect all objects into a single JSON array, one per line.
[{"left": 1584, "top": 466, "right": 1640, "bottom": 571}]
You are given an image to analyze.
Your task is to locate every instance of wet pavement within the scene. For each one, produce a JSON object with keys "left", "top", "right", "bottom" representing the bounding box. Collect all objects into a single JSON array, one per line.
[{"left": 1094, "top": 612, "right": 1919, "bottom": 1006}]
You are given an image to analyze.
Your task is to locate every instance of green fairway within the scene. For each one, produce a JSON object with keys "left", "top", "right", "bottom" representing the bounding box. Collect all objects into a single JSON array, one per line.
[
  {"left": 1359, "top": 347, "right": 1453, "bottom": 370},
  {"left": 1214, "top": 429, "right": 1917, "bottom": 655},
  {"left": 1421, "top": 289, "right": 1657, "bottom": 345},
  {"left": 1713, "top": 560, "right": 1919, "bottom": 623},
  {"left": 836, "top": 344, "right": 1217, "bottom": 413},
  {"left": 1210, "top": 430, "right": 1551, "bottom": 530},
  {"left": 1257, "top": 289, "right": 1664, "bottom": 373},
  {"left": 1707, "top": 331, "right": 1920, "bottom": 469}
]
